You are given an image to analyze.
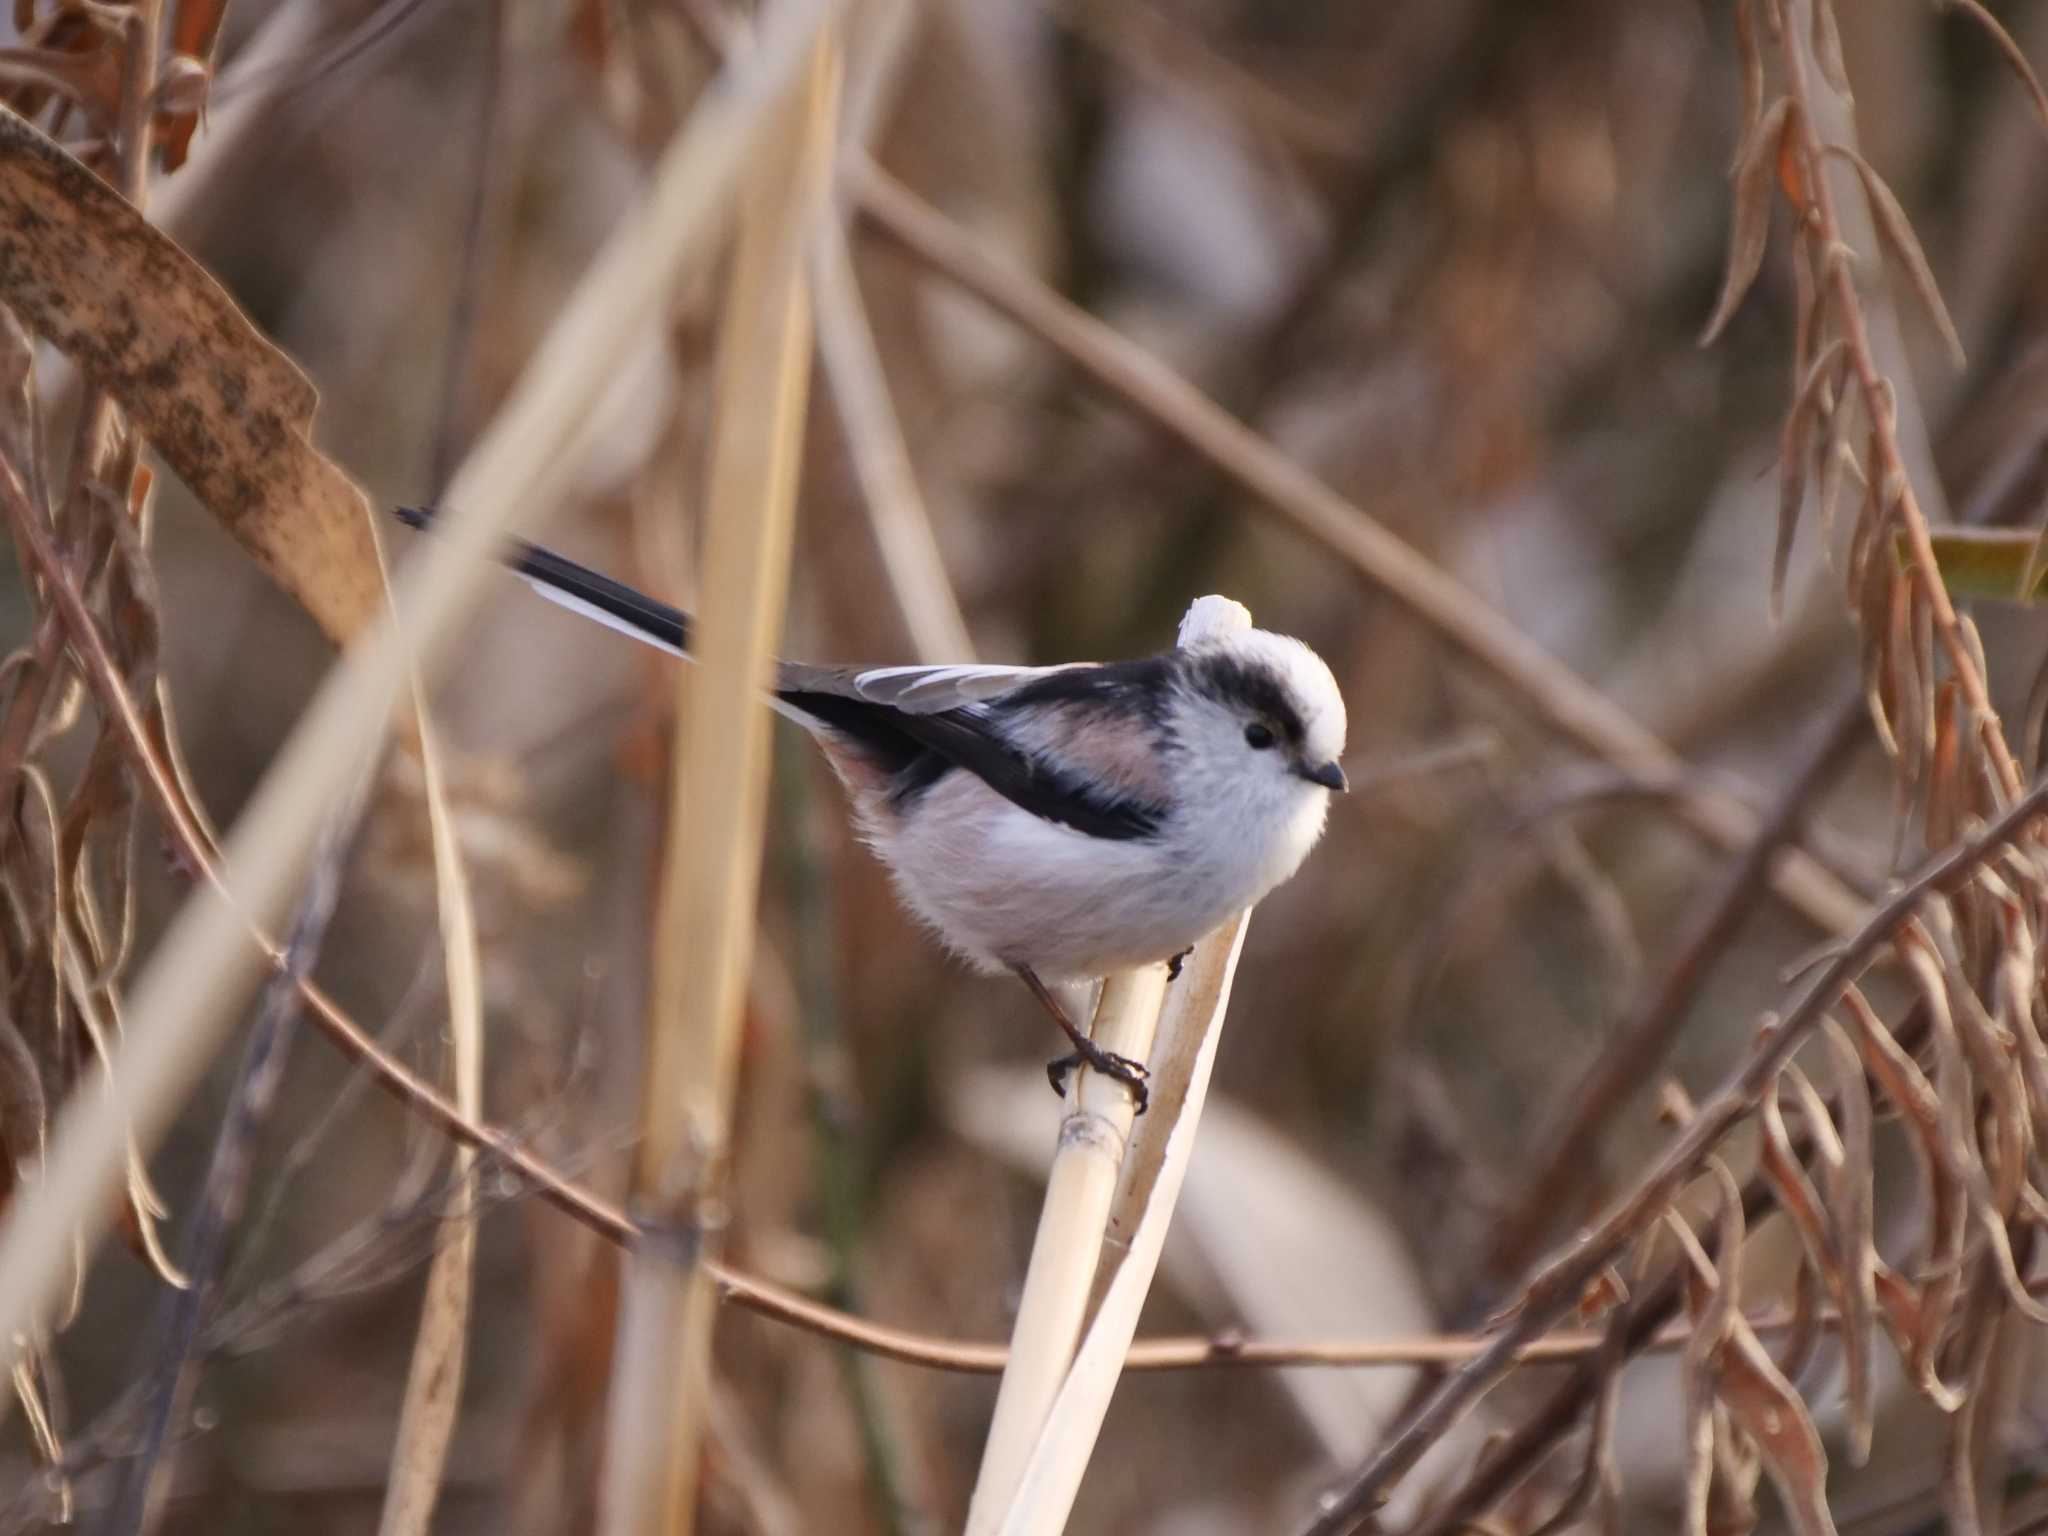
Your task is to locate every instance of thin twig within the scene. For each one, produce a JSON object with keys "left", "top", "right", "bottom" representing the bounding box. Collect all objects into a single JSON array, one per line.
[{"left": 96, "top": 780, "right": 374, "bottom": 1536}]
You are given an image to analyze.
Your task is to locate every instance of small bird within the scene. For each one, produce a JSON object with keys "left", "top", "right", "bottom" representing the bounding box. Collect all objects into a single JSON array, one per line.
[{"left": 395, "top": 508, "right": 1348, "bottom": 1109}]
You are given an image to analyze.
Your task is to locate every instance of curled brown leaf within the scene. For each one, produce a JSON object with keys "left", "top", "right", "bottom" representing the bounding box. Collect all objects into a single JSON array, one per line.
[
  {"left": 1946, "top": 0, "right": 2048, "bottom": 139},
  {"left": 0, "top": 108, "right": 380, "bottom": 643},
  {"left": 1825, "top": 144, "right": 1967, "bottom": 371},
  {"left": 1775, "top": 338, "right": 1847, "bottom": 616}
]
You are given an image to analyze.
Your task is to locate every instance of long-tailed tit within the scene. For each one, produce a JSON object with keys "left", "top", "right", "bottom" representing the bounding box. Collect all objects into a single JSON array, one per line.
[{"left": 395, "top": 508, "right": 1347, "bottom": 1109}]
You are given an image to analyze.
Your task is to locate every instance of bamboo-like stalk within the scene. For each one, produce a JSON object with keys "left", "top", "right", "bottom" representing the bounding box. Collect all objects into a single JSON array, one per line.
[
  {"left": 966, "top": 596, "right": 1254, "bottom": 1533},
  {"left": 813, "top": 217, "right": 973, "bottom": 664},
  {"left": 0, "top": 0, "right": 837, "bottom": 1382},
  {"left": 965, "top": 965, "right": 1168, "bottom": 1532},
  {"left": 997, "top": 899, "right": 1250, "bottom": 1535},
  {"left": 597, "top": 30, "right": 840, "bottom": 1536}
]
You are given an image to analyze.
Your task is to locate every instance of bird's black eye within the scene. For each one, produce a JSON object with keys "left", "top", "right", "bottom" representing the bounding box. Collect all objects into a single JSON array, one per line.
[{"left": 1244, "top": 722, "right": 1277, "bottom": 750}]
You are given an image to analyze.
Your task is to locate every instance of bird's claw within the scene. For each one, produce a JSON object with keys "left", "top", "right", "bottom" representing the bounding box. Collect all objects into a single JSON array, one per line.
[
  {"left": 1166, "top": 947, "right": 1192, "bottom": 981},
  {"left": 1045, "top": 1044, "right": 1151, "bottom": 1113}
]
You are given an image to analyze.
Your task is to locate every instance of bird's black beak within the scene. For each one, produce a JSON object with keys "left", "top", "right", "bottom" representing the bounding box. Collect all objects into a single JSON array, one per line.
[{"left": 1297, "top": 759, "right": 1348, "bottom": 793}]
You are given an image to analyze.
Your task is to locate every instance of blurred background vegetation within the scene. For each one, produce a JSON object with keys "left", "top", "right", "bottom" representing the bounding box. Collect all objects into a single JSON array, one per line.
[{"left": 9, "top": 0, "right": 2048, "bottom": 1531}]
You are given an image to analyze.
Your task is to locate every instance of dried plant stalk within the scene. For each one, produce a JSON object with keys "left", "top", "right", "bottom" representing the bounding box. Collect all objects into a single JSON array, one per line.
[
  {"left": 375, "top": 670, "right": 485, "bottom": 1536},
  {"left": 813, "top": 216, "right": 974, "bottom": 664},
  {"left": 994, "top": 755, "right": 1255, "bottom": 1529},
  {"left": 598, "top": 28, "right": 839, "bottom": 1536},
  {"left": 965, "top": 964, "right": 1169, "bottom": 1532}
]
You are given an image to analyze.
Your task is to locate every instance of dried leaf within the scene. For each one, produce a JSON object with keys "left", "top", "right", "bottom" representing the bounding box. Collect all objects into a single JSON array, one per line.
[
  {"left": 0, "top": 107, "right": 381, "bottom": 642},
  {"left": 1791, "top": 230, "right": 1819, "bottom": 383},
  {"left": 1841, "top": 985, "right": 1969, "bottom": 1408},
  {"left": 1929, "top": 680, "right": 1964, "bottom": 850},
  {"left": 1948, "top": 0, "right": 2048, "bottom": 139},
  {"left": 1826, "top": 144, "right": 1967, "bottom": 371},
  {"left": 1814, "top": 435, "right": 1861, "bottom": 564},
  {"left": 1873, "top": 1260, "right": 1964, "bottom": 1412},
  {"left": 1717, "top": 1327, "right": 1840, "bottom": 1536},
  {"left": 1755, "top": 1062, "right": 1873, "bottom": 1457},
  {"left": 1857, "top": 512, "right": 1901, "bottom": 758},
  {"left": 1911, "top": 579, "right": 1937, "bottom": 765},
  {"left": 1775, "top": 339, "right": 1846, "bottom": 616},
  {"left": 1911, "top": 925, "right": 2048, "bottom": 1329},
  {"left": 1956, "top": 615, "right": 1992, "bottom": 721},
  {"left": 1888, "top": 575, "right": 1926, "bottom": 799},
  {"left": 1702, "top": 97, "right": 1794, "bottom": 346},
  {"left": 1709, "top": 1414, "right": 1764, "bottom": 1536},
  {"left": 1734, "top": 0, "right": 1764, "bottom": 164},
  {"left": 1758, "top": 1076, "right": 1836, "bottom": 1276},
  {"left": 1991, "top": 906, "right": 2048, "bottom": 1130},
  {"left": 1942, "top": 1271, "right": 2005, "bottom": 1536},
  {"left": 1821, "top": 1023, "right": 1878, "bottom": 1464},
  {"left": 1846, "top": 444, "right": 1883, "bottom": 595},
  {"left": 1776, "top": 1255, "right": 1824, "bottom": 1384}
]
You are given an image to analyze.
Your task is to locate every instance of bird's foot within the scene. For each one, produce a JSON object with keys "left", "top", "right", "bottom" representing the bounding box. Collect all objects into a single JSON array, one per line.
[
  {"left": 1166, "top": 947, "right": 1193, "bottom": 981},
  {"left": 1045, "top": 1040, "right": 1151, "bottom": 1113}
]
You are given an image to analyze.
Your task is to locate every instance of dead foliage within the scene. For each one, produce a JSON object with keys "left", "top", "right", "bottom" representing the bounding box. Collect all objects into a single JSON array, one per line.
[{"left": 9, "top": 3, "right": 2048, "bottom": 1535}]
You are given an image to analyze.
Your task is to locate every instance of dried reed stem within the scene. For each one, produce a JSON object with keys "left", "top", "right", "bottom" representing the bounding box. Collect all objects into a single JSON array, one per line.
[
  {"left": 375, "top": 674, "right": 485, "bottom": 1536},
  {"left": 598, "top": 29, "right": 839, "bottom": 1536},
  {"left": 965, "top": 965, "right": 1168, "bottom": 1531},
  {"left": 993, "top": 718, "right": 1256, "bottom": 1532},
  {"left": 813, "top": 216, "right": 973, "bottom": 663}
]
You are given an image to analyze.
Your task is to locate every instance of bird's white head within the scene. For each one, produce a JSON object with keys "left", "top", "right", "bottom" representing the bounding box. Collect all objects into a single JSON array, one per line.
[{"left": 1164, "top": 628, "right": 1348, "bottom": 895}]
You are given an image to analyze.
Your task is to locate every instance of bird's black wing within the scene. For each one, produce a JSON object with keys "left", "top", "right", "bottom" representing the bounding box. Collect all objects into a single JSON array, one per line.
[{"left": 776, "top": 673, "right": 1168, "bottom": 840}]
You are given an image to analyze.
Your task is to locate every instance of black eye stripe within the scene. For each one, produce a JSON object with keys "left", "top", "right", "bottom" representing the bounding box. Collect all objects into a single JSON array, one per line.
[{"left": 1188, "top": 653, "right": 1307, "bottom": 746}]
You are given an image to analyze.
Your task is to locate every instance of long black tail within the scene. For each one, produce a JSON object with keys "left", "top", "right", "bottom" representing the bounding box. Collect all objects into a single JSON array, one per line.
[{"left": 394, "top": 505, "right": 691, "bottom": 656}]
